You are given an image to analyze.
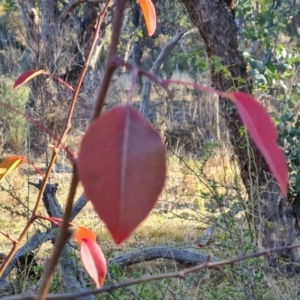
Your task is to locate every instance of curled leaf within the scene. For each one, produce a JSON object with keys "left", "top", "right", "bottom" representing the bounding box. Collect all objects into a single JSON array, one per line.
[
  {"left": 13, "top": 70, "right": 48, "bottom": 89},
  {"left": 78, "top": 106, "right": 166, "bottom": 244},
  {"left": 228, "top": 91, "right": 288, "bottom": 197},
  {"left": 137, "top": 0, "right": 156, "bottom": 36},
  {"left": 80, "top": 238, "right": 107, "bottom": 288},
  {"left": 0, "top": 156, "right": 24, "bottom": 183},
  {"left": 76, "top": 226, "right": 96, "bottom": 246}
]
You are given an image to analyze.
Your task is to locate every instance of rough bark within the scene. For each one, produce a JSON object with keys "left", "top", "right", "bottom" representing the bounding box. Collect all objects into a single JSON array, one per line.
[
  {"left": 180, "top": 0, "right": 300, "bottom": 267},
  {"left": 38, "top": 183, "right": 94, "bottom": 300},
  {"left": 140, "top": 30, "right": 186, "bottom": 118},
  {"left": 110, "top": 246, "right": 218, "bottom": 268},
  {"left": 0, "top": 183, "right": 93, "bottom": 298}
]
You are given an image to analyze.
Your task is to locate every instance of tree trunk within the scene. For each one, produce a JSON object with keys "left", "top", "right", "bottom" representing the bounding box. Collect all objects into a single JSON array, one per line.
[
  {"left": 16, "top": 1, "right": 109, "bottom": 152},
  {"left": 140, "top": 30, "right": 186, "bottom": 118},
  {"left": 180, "top": 0, "right": 300, "bottom": 267}
]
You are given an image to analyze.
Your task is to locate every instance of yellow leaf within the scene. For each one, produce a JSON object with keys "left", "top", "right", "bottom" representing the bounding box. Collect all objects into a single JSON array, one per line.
[{"left": 0, "top": 156, "right": 24, "bottom": 182}]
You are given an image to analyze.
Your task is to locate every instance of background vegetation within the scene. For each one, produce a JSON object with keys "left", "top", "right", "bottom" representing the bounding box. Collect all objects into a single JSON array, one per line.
[{"left": 0, "top": 0, "right": 299, "bottom": 299}]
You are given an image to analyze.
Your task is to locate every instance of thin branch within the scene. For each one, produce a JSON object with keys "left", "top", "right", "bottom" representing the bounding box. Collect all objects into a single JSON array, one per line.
[
  {"left": 92, "top": 0, "right": 128, "bottom": 119},
  {"left": 140, "top": 30, "right": 186, "bottom": 117},
  {"left": 0, "top": 230, "right": 17, "bottom": 244},
  {"left": 37, "top": 172, "right": 79, "bottom": 298},
  {"left": 0, "top": 0, "right": 111, "bottom": 289},
  {"left": 0, "top": 191, "right": 88, "bottom": 284},
  {"left": 60, "top": 0, "right": 108, "bottom": 24},
  {"left": 60, "top": 0, "right": 86, "bottom": 24},
  {"left": 114, "top": 58, "right": 173, "bottom": 97},
  {"left": 2, "top": 244, "right": 300, "bottom": 300},
  {"left": 198, "top": 205, "right": 243, "bottom": 247},
  {"left": 37, "top": 1, "right": 112, "bottom": 297}
]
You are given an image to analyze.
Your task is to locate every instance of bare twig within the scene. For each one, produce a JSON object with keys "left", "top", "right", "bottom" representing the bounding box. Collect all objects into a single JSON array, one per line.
[
  {"left": 140, "top": 30, "right": 186, "bottom": 117},
  {"left": 0, "top": 0, "right": 111, "bottom": 293},
  {"left": 198, "top": 205, "right": 243, "bottom": 247},
  {"left": 37, "top": 172, "right": 79, "bottom": 298},
  {"left": 114, "top": 58, "right": 173, "bottom": 97},
  {"left": 0, "top": 229, "right": 17, "bottom": 244},
  {"left": 2, "top": 244, "right": 300, "bottom": 300},
  {"left": 92, "top": 0, "right": 128, "bottom": 119},
  {"left": 60, "top": 0, "right": 86, "bottom": 24},
  {"left": 0, "top": 190, "right": 89, "bottom": 285},
  {"left": 37, "top": 1, "right": 112, "bottom": 298}
]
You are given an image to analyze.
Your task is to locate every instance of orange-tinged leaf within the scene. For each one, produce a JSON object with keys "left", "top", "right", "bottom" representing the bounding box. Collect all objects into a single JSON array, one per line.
[
  {"left": 76, "top": 226, "right": 96, "bottom": 246},
  {"left": 0, "top": 156, "right": 24, "bottom": 183},
  {"left": 80, "top": 238, "right": 107, "bottom": 288},
  {"left": 78, "top": 106, "right": 166, "bottom": 244},
  {"left": 13, "top": 70, "right": 48, "bottom": 89},
  {"left": 138, "top": 0, "right": 156, "bottom": 36},
  {"left": 228, "top": 91, "right": 288, "bottom": 196}
]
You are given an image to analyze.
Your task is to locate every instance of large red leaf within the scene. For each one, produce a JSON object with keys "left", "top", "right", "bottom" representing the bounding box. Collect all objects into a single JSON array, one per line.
[
  {"left": 228, "top": 91, "right": 288, "bottom": 196},
  {"left": 80, "top": 238, "right": 107, "bottom": 288},
  {"left": 78, "top": 106, "right": 166, "bottom": 244},
  {"left": 137, "top": 0, "right": 156, "bottom": 36},
  {"left": 13, "top": 70, "right": 48, "bottom": 89},
  {"left": 0, "top": 156, "right": 24, "bottom": 183}
]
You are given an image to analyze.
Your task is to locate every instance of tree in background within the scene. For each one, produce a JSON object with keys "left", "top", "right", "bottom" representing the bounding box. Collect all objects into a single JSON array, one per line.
[{"left": 180, "top": 0, "right": 300, "bottom": 267}]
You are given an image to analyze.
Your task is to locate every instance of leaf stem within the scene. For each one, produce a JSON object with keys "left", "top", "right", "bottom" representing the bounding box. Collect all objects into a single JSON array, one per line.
[
  {"left": 37, "top": 1, "right": 112, "bottom": 298},
  {"left": 92, "top": 0, "right": 127, "bottom": 120},
  {"left": 0, "top": 0, "right": 111, "bottom": 286}
]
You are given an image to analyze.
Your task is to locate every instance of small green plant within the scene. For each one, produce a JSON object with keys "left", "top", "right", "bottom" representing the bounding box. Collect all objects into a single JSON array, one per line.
[{"left": 0, "top": 77, "right": 29, "bottom": 153}]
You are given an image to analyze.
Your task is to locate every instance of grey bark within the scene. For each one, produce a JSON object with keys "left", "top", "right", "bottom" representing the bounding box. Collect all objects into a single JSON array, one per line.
[
  {"left": 15, "top": 1, "right": 110, "bottom": 151},
  {"left": 0, "top": 185, "right": 219, "bottom": 296},
  {"left": 110, "top": 246, "right": 218, "bottom": 268},
  {"left": 180, "top": 0, "right": 300, "bottom": 268},
  {"left": 0, "top": 183, "right": 91, "bottom": 299},
  {"left": 140, "top": 30, "right": 186, "bottom": 118}
]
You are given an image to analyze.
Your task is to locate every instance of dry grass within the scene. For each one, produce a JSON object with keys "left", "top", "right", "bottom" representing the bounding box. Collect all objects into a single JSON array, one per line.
[
  {"left": 0, "top": 77, "right": 298, "bottom": 298},
  {"left": 0, "top": 144, "right": 298, "bottom": 299}
]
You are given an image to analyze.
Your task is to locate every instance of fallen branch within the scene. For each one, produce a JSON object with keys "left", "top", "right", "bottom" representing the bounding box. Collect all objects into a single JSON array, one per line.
[
  {"left": 110, "top": 246, "right": 218, "bottom": 268},
  {"left": 2, "top": 244, "right": 300, "bottom": 300},
  {"left": 0, "top": 183, "right": 89, "bottom": 297}
]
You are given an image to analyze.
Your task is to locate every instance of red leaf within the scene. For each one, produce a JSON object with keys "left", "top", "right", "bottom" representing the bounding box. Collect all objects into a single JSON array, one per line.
[
  {"left": 80, "top": 238, "right": 107, "bottom": 288},
  {"left": 13, "top": 70, "right": 48, "bottom": 89},
  {"left": 228, "top": 91, "right": 288, "bottom": 196},
  {"left": 78, "top": 106, "right": 166, "bottom": 244},
  {"left": 0, "top": 156, "right": 25, "bottom": 183},
  {"left": 137, "top": 0, "right": 156, "bottom": 36},
  {"left": 76, "top": 226, "right": 96, "bottom": 246}
]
